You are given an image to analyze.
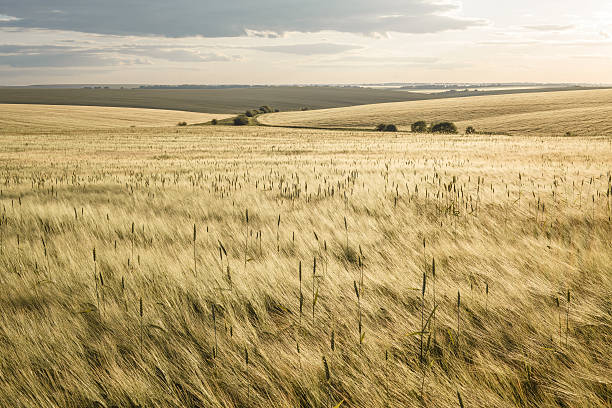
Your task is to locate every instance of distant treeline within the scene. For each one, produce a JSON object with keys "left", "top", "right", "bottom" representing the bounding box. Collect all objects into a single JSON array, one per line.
[
  {"left": 399, "top": 83, "right": 572, "bottom": 90},
  {"left": 137, "top": 85, "right": 270, "bottom": 90}
]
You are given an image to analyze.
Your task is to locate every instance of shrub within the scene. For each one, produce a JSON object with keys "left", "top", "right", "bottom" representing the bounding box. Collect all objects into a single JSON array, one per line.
[
  {"left": 245, "top": 110, "right": 258, "bottom": 117},
  {"left": 465, "top": 126, "right": 476, "bottom": 134},
  {"left": 411, "top": 121, "right": 428, "bottom": 133},
  {"left": 376, "top": 124, "right": 386, "bottom": 131},
  {"left": 233, "top": 115, "right": 249, "bottom": 126},
  {"left": 177, "top": 121, "right": 187, "bottom": 126},
  {"left": 259, "top": 106, "right": 273, "bottom": 113},
  {"left": 211, "top": 119, "right": 218, "bottom": 125},
  {"left": 384, "top": 124, "right": 398, "bottom": 132},
  {"left": 431, "top": 122, "right": 458, "bottom": 134}
]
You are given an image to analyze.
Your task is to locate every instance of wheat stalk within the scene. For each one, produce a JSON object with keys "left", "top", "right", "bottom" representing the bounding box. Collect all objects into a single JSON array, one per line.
[
  {"left": 566, "top": 289, "right": 570, "bottom": 347},
  {"left": 139, "top": 297, "right": 144, "bottom": 357},
  {"left": 93, "top": 247, "right": 99, "bottom": 315},
  {"left": 193, "top": 223, "right": 197, "bottom": 275}
]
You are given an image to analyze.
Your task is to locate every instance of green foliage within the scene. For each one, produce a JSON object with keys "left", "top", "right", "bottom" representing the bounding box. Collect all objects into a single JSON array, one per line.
[
  {"left": 375, "top": 124, "right": 398, "bottom": 132},
  {"left": 431, "top": 122, "right": 458, "bottom": 134},
  {"left": 233, "top": 115, "right": 249, "bottom": 126},
  {"left": 465, "top": 126, "right": 476, "bottom": 134},
  {"left": 211, "top": 119, "right": 218, "bottom": 125},
  {"left": 411, "top": 121, "right": 428, "bottom": 133}
]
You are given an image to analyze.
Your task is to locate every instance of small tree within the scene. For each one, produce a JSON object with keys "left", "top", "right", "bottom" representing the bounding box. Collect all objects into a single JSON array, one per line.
[
  {"left": 259, "top": 106, "right": 273, "bottom": 113},
  {"left": 234, "top": 115, "right": 249, "bottom": 126},
  {"left": 376, "top": 123, "right": 386, "bottom": 131},
  {"left": 177, "top": 121, "right": 187, "bottom": 126},
  {"left": 431, "top": 122, "right": 458, "bottom": 134},
  {"left": 465, "top": 126, "right": 476, "bottom": 134},
  {"left": 211, "top": 119, "right": 218, "bottom": 125},
  {"left": 411, "top": 121, "right": 428, "bottom": 133},
  {"left": 384, "top": 124, "right": 398, "bottom": 132}
]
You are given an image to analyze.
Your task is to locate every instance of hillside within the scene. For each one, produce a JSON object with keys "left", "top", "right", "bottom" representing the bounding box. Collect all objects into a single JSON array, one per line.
[
  {"left": 0, "top": 86, "right": 600, "bottom": 115},
  {"left": 0, "top": 104, "right": 231, "bottom": 131},
  {"left": 258, "top": 89, "right": 612, "bottom": 137}
]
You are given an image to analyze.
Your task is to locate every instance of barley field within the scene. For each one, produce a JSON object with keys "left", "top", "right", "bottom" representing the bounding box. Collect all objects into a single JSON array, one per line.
[
  {"left": 1, "top": 118, "right": 611, "bottom": 407},
  {"left": 258, "top": 89, "right": 612, "bottom": 137},
  {"left": 0, "top": 104, "right": 232, "bottom": 131}
]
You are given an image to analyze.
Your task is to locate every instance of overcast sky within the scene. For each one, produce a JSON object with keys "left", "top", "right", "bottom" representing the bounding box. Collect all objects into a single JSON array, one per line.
[{"left": 1, "top": 0, "right": 611, "bottom": 85}]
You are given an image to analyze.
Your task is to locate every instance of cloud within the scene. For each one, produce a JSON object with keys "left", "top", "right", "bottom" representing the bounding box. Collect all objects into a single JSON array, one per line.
[
  {"left": 0, "top": 50, "right": 140, "bottom": 68},
  {"left": 116, "top": 46, "right": 234, "bottom": 62},
  {"left": 251, "top": 43, "right": 362, "bottom": 55},
  {"left": 523, "top": 24, "right": 575, "bottom": 31},
  {"left": 0, "top": 14, "right": 21, "bottom": 22},
  {"left": 0, "top": 0, "right": 484, "bottom": 37},
  {"left": 0, "top": 43, "right": 236, "bottom": 67}
]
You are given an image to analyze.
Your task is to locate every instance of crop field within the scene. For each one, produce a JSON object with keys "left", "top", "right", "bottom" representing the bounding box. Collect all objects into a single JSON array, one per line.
[
  {"left": 0, "top": 86, "right": 597, "bottom": 115},
  {"left": 259, "top": 89, "right": 612, "bottom": 137},
  {"left": 1, "top": 114, "right": 611, "bottom": 408},
  {"left": 0, "top": 104, "right": 231, "bottom": 131}
]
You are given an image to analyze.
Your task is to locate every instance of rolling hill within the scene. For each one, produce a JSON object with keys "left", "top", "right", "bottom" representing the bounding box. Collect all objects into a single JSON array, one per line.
[
  {"left": 258, "top": 89, "right": 612, "bottom": 137},
  {"left": 0, "top": 104, "right": 231, "bottom": 131},
  {"left": 0, "top": 86, "right": 601, "bottom": 115}
]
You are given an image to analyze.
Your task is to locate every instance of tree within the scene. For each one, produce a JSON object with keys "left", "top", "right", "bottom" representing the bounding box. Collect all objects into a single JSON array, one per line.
[
  {"left": 465, "top": 126, "right": 476, "bottom": 134},
  {"left": 211, "top": 119, "right": 218, "bottom": 125},
  {"left": 431, "top": 122, "right": 458, "bottom": 134},
  {"left": 376, "top": 123, "right": 387, "bottom": 131},
  {"left": 234, "top": 116, "right": 249, "bottom": 126},
  {"left": 384, "top": 124, "right": 398, "bottom": 132},
  {"left": 411, "top": 121, "right": 428, "bottom": 133}
]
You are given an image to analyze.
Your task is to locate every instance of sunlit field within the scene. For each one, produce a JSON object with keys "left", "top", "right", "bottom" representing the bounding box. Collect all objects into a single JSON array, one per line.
[
  {"left": 259, "top": 89, "right": 612, "bottom": 137},
  {"left": 1, "top": 121, "right": 611, "bottom": 407}
]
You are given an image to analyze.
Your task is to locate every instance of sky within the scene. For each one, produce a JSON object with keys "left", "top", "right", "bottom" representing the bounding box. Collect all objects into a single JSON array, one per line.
[{"left": 0, "top": 0, "right": 611, "bottom": 85}]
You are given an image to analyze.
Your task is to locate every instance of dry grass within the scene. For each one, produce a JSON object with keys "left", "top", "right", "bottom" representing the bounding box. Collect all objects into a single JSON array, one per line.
[
  {"left": 0, "top": 104, "right": 232, "bottom": 131},
  {"left": 0, "top": 118, "right": 611, "bottom": 407},
  {"left": 258, "top": 89, "right": 612, "bottom": 136}
]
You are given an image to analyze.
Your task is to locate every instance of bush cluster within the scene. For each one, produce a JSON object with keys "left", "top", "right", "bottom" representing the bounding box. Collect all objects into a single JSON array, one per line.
[
  {"left": 244, "top": 106, "right": 277, "bottom": 117},
  {"left": 409, "top": 121, "right": 477, "bottom": 135},
  {"left": 233, "top": 116, "right": 249, "bottom": 126},
  {"left": 375, "top": 123, "right": 398, "bottom": 132}
]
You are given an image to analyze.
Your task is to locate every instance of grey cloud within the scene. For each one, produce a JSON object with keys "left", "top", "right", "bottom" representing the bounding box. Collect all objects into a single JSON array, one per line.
[
  {"left": 251, "top": 43, "right": 362, "bottom": 55},
  {"left": 0, "top": 14, "right": 21, "bottom": 21},
  {"left": 117, "top": 46, "right": 233, "bottom": 62},
  {"left": 0, "top": 0, "right": 484, "bottom": 37},
  {"left": 0, "top": 51, "right": 138, "bottom": 67},
  {"left": 523, "top": 24, "right": 574, "bottom": 31},
  {"left": 0, "top": 43, "right": 235, "bottom": 67}
]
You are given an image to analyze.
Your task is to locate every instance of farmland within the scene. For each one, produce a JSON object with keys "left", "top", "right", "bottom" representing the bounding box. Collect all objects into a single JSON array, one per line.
[
  {"left": 258, "top": 88, "right": 612, "bottom": 137},
  {"left": 0, "top": 104, "right": 231, "bottom": 131},
  {"left": 0, "top": 112, "right": 611, "bottom": 407},
  {"left": 0, "top": 85, "right": 600, "bottom": 114}
]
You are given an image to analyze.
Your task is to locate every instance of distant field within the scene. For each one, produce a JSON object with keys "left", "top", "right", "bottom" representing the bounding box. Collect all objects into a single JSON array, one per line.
[
  {"left": 0, "top": 104, "right": 231, "bottom": 131},
  {"left": 258, "top": 89, "right": 612, "bottom": 137},
  {"left": 0, "top": 85, "right": 600, "bottom": 114}
]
